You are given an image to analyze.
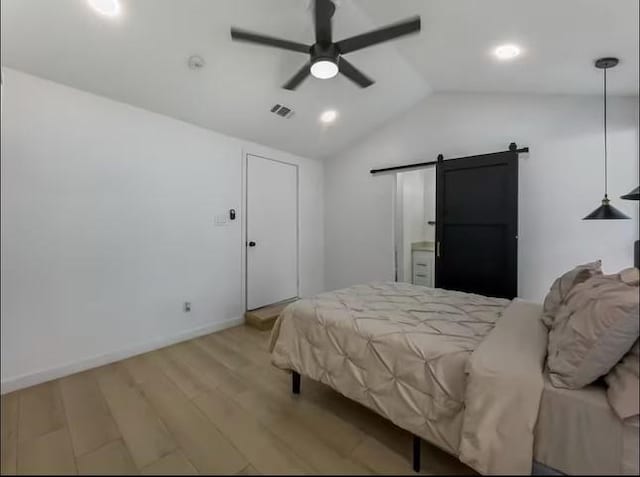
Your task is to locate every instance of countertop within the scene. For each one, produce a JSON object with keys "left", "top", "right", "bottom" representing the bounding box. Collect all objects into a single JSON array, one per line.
[{"left": 411, "top": 241, "right": 435, "bottom": 252}]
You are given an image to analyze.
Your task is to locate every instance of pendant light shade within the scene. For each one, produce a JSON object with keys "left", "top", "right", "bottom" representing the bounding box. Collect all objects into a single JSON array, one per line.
[
  {"left": 583, "top": 196, "right": 630, "bottom": 220},
  {"left": 619, "top": 185, "right": 640, "bottom": 268},
  {"left": 583, "top": 57, "right": 630, "bottom": 221},
  {"left": 621, "top": 186, "right": 640, "bottom": 201}
]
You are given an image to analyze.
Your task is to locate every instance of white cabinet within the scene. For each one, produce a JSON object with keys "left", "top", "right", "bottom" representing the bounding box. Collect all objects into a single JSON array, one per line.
[{"left": 412, "top": 250, "right": 434, "bottom": 287}]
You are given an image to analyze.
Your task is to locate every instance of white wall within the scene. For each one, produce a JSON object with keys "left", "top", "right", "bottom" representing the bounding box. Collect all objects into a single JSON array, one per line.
[
  {"left": 325, "top": 93, "right": 639, "bottom": 301},
  {"left": 0, "top": 68, "right": 324, "bottom": 392}
]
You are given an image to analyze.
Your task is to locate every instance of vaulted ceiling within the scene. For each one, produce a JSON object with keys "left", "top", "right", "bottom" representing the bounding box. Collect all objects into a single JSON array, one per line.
[{"left": 1, "top": 0, "right": 638, "bottom": 158}]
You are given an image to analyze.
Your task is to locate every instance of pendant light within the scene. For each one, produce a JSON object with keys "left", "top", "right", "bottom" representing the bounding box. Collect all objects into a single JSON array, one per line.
[
  {"left": 583, "top": 57, "right": 630, "bottom": 220},
  {"left": 620, "top": 186, "right": 639, "bottom": 268},
  {"left": 621, "top": 186, "right": 640, "bottom": 201}
]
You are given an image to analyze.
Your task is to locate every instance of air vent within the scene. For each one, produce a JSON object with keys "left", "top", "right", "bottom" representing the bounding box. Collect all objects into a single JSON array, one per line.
[{"left": 270, "top": 104, "right": 295, "bottom": 119}]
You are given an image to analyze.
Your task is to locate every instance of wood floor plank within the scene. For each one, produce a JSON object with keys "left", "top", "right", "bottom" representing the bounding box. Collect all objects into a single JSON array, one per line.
[
  {"left": 17, "top": 428, "right": 77, "bottom": 475},
  {"left": 351, "top": 435, "right": 414, "bottom": 475},
  {"left": 59, "top": 371, "right": 120, "bottom": 457},
  {"left": 267, "top": 413, "right": 372, "bottom": 475},
  {"left": 234, "top": 357, "right": 296, "bottom": 394},
  {"left": 193, "top": 334, "right": 253, "bottom": 371},
  {"left": 120, "top": 356, "right": 247, "bottom": 475},
  {"left": 231, "top": 381, "right": 296, "bottom": 427},
  {"left": 7, "top": 325, "right": 470, "bottom": 476},
  {"left": 1, "top": 392, "right": 19, "bottom": 475},
  {"left": 242, "top": 359, "right": 290, "bottom": 389},
  {"left": 226, "top": 374, "right": 369, "bottom": 474},
  {"left": 233, "top": 364, "right": 365, "bottom": 457},
  {"left": 193, "top": 388, "right": 312, "bottom": 475},
  {"left": 225, "top": 325, "right": 271, "bottom": 351},
  {"left": 214, "top": 328, "right": 272, "bottom": 367},
  {"left": 18, "top": 381, "right": 66, "bottom": 442},
  {"left": 76, "top": 439, "right": 138, "bottom": 475},
  {"left": 162, "top": 342, "right": 247, "bottom": 398},
  {"left": 227, "top": 323, "right": 271, "bottom": 342},
  {"left": 141, "top": 451, "right": 198, "bottom": 475},
  {"left": 94, "top": 364, "right": 177, "bottom": 469},
  {"left": 297, "top": 377, "right": 415, "bottom": 458},
  {"left": 236, "top": 464, "right": 260, "bottom": 475},
  {"left": 145, "top": 349, "right": 205, "bottom": 400},
  {"left": 232, "top": 387, "right": 369, "bottom": 474}
]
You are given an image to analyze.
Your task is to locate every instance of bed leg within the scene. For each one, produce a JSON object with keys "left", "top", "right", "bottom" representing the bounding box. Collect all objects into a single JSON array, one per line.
[
  {"left": 292, "top": 371, "right": 300, "bottom": 394},
  {"left": 412, "top": 435, "right": 421, "bottom": 473}
]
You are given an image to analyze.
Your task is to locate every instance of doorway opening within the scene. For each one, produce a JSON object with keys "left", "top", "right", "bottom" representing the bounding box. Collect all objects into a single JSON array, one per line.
[
  {"left": 394, "top": 168, "right": 436, "bottom": 287},
  {"left": 393, "top": 149, "right": 519, "bottom": 298}
]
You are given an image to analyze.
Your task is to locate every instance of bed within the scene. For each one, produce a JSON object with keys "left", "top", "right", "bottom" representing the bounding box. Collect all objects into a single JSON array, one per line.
[
  {"left": 269, "top": 281, "right": 640, "bottom": 475},
  {"left": 534, "top": 376, "right": 639, "bottom": 475}
]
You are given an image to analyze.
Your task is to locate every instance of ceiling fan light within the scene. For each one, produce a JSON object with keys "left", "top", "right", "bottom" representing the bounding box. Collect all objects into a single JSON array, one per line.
[{"left": 310, "top": 59, "right": 338, "bottom": 79}]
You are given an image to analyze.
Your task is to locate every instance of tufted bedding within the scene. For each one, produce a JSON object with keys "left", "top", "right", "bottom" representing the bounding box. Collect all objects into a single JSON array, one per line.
[
  {"left": 270, "top": 281, "right": 640, "bottom": 475},
  {"left": 269, "top": 282, "right": 545, "bottom": 473}
]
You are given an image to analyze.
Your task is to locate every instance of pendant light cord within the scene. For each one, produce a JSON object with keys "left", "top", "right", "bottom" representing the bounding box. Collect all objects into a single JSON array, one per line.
[{"left": 603, "top": 67, "right": 608, "bottom": 198}]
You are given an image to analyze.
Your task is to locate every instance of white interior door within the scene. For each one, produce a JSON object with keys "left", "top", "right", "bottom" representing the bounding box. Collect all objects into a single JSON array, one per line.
[{"left": 246, "top": 154, "right": 298, "bottom": 310}]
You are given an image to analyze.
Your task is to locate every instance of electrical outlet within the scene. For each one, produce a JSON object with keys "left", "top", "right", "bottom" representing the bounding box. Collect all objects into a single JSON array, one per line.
[{"left": 184, "top": 302, "right": 191, "bottom": 312}]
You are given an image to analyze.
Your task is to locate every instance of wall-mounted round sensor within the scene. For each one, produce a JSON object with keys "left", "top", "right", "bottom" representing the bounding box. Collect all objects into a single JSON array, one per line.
[{"left": 188, "top": 55, "right": 206, "bottom": 70}]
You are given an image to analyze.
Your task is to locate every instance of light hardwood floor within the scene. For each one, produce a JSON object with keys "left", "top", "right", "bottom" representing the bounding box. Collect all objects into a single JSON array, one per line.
[{"left": 1, "top": 325, "right": 474, "bottom": 475}]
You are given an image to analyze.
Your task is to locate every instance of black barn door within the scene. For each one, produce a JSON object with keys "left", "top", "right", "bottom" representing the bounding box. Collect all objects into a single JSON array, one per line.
[{"left": 435, "top": 151, "right": 518, "bottom": 299}]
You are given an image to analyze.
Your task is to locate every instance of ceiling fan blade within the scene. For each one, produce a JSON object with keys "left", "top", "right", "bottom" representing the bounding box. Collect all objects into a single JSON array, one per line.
[
  {"left": 335, "top": 16, "right": 420, "bottom": 54},
  {"left": 314, "top": 0, "right": 334, "bottom": 45},
  {"left": 283, "top": 62, "right": 311, "bottom": 90},
  {"left": 338, "top": 58, "right": 374, "bottom": 88},
  {"left": 231, "top": 28, "right": 310, "bottom": 54}
]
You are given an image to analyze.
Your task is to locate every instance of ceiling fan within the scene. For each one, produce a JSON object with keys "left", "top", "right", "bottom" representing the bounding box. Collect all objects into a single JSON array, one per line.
[{"left": 230, "top": 0, "right": 421, "bottom": 90}]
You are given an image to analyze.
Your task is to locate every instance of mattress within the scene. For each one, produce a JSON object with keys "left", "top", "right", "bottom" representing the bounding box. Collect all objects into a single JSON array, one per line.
[
  {"left": 270, "top": 282, "right": 510, "bottom": 456},
  {"left": 534, "top": 374, "right": 640, "bottom": 475}
]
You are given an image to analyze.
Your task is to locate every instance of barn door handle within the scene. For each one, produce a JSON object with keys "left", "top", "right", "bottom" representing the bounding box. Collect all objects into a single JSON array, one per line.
[
  {"left": 436, "top": 242, "right": 441, "bottom": 257},
  {"left": 248, "top": 241, "right": 256, "bottom": 247}
]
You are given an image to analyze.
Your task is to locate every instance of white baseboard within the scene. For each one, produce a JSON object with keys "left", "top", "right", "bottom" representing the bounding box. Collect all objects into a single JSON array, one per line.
[{"left": 0, "top": 316, "right": 245, "bottom": 394}]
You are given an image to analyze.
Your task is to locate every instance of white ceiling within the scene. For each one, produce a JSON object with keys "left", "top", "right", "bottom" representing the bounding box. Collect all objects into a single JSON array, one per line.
[
  {"left": 1, "top": 0, "right": 638, "bottom": 159},
  {"left": 359, "top": 0, "right": 639, "bottom": 96}
]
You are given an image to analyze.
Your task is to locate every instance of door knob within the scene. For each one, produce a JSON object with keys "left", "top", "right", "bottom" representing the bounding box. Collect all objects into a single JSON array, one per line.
[{"left": 248, "top": 241, "right": 256, "bottom": 247}]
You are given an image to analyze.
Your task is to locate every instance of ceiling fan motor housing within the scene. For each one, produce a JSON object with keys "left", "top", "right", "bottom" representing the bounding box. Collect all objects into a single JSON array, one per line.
[{"left": 311, "top": 43, "right": 339, "bottom": 65}]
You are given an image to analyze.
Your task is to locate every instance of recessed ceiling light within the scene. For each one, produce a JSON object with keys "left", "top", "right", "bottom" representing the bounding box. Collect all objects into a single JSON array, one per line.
[
  {"left": 311, "top": 60, "right": 339, "bottom": 79},
  {"left": 320, "top": 110, "right": 338, "bottom": 124},
  {"left": 494, "top": 44, "right": 521, "bottom": 60},
  {"left": 87, "top": 0, "right": 121, "bottom": 17}
]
